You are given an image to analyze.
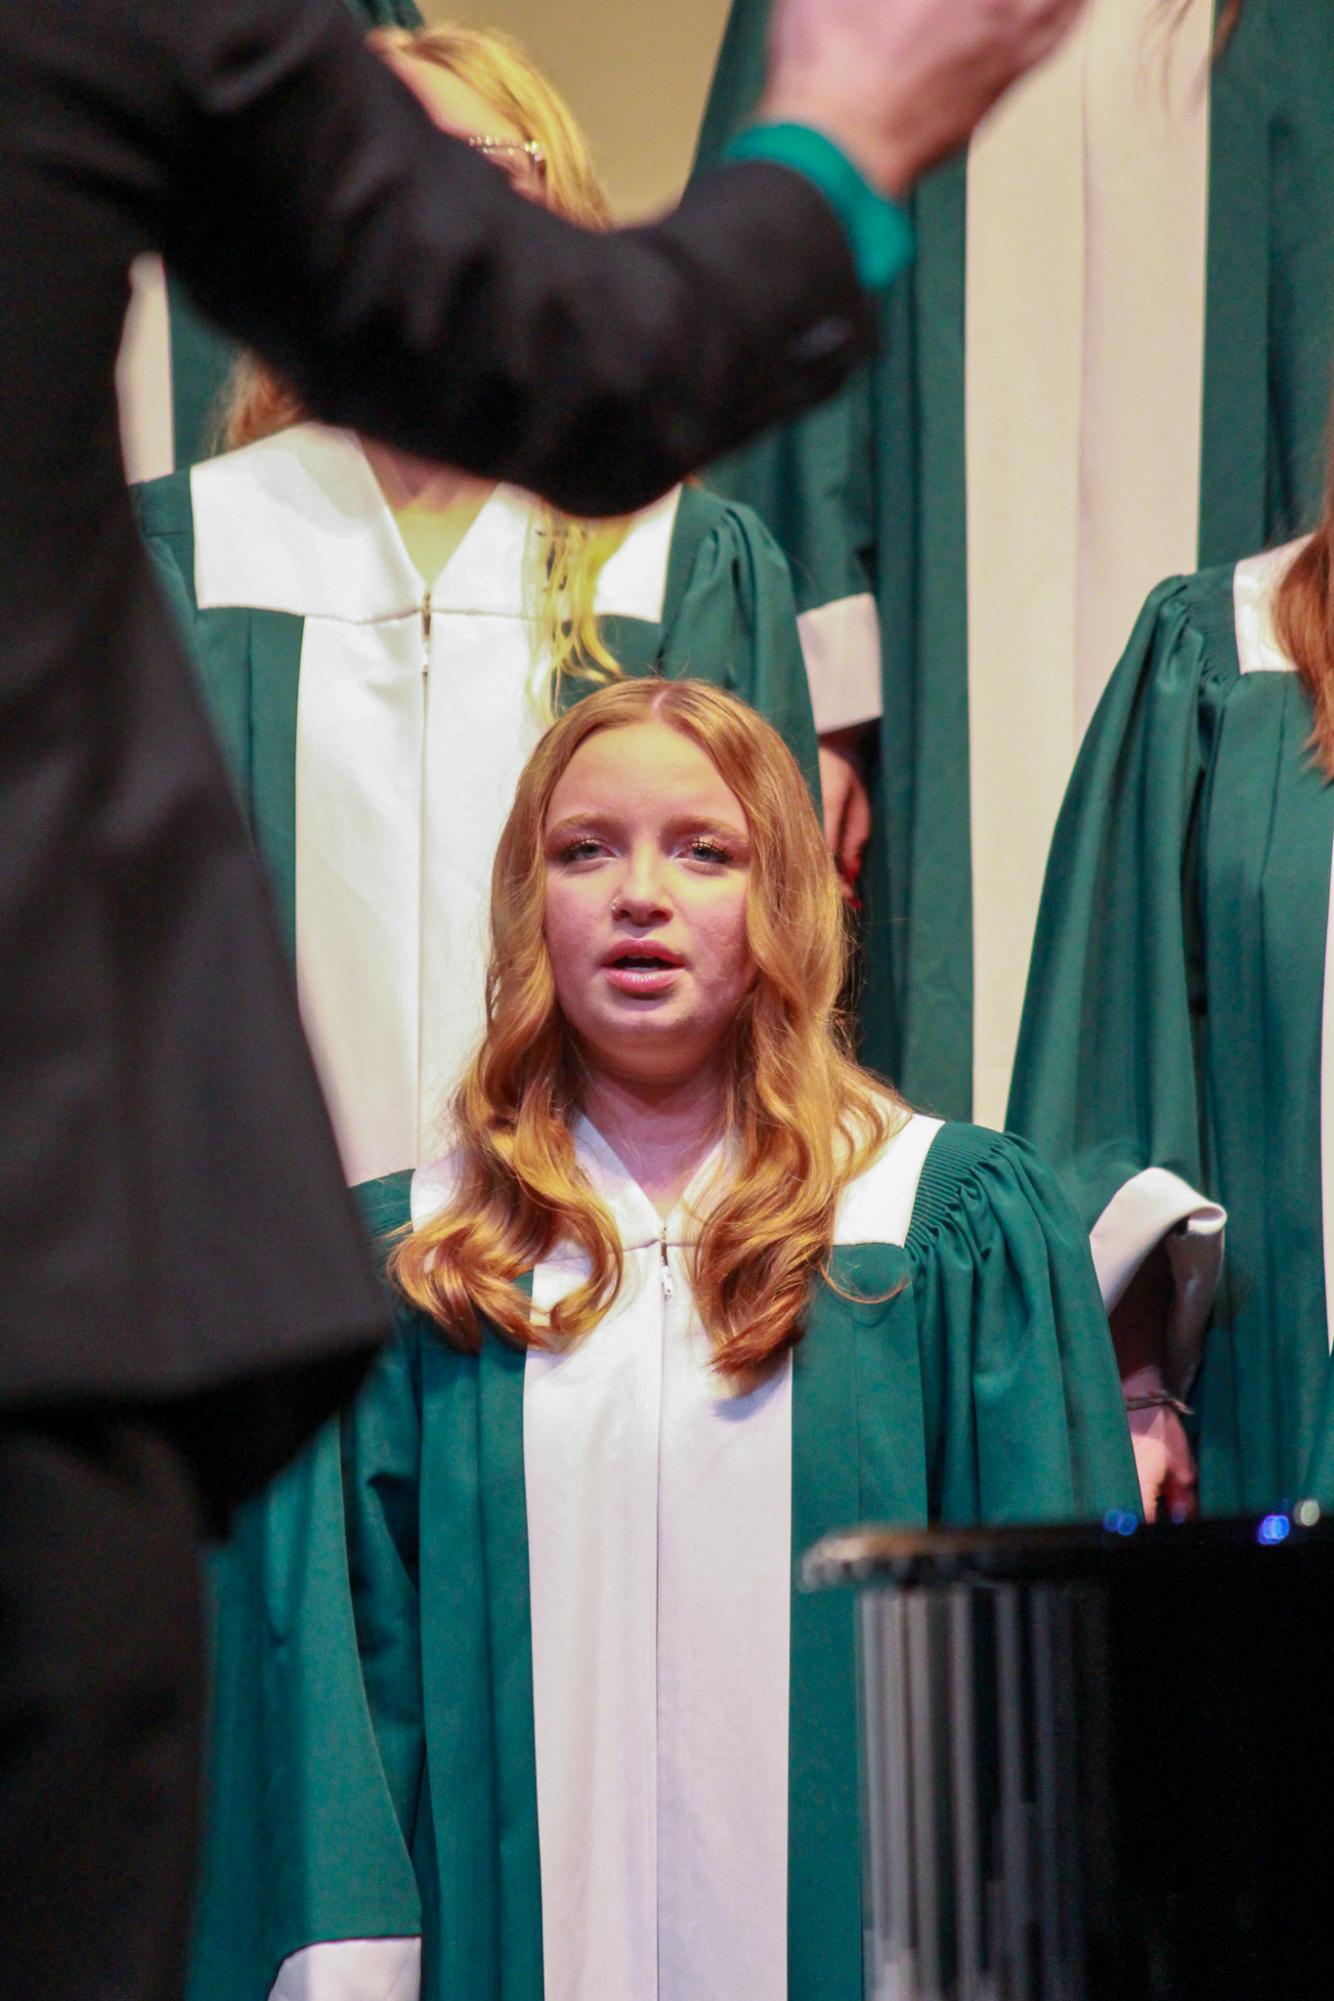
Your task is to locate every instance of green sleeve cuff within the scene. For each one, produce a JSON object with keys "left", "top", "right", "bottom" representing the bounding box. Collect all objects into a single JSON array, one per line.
[{"left": 722, "top": 122, "right": 914, "bottom": 292}]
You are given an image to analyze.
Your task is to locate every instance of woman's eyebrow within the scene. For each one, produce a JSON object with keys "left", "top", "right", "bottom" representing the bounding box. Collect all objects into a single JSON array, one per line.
[
  {"left": 544, "top": 808, "right": 750, "bottom": 842},
  {"left": 545, "top": 810, "right": 623, "bottom": 839},
  {"left": 658, "top": 811, "right": 750, "bottom": 843}
]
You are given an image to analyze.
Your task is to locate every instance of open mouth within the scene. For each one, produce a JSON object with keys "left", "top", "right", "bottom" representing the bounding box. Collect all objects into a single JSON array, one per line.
[{"left": 602, "top": 949, "right": 684, "bottom": 994}]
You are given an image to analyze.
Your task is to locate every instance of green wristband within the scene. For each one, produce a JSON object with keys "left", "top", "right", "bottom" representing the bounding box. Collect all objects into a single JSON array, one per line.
[{"left": 723, "top": 122, "right": 914, "bottom": 292}]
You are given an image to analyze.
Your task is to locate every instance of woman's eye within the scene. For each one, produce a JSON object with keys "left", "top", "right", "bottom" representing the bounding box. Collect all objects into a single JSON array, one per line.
[
  {"left": 556, "top": 837, "right": 604, "bottom": 864},
  {"left": 687, "top": 838, "right": 733, "bottom": 865}
]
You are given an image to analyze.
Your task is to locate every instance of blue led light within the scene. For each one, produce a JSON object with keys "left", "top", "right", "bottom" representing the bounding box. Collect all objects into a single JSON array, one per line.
[
  {"left": 1103, "top": 1509, "right": 1138, "bottom": 1538},
  {"left": 1257, "top": 1513, "right": 1291, "bottom": 1545}
]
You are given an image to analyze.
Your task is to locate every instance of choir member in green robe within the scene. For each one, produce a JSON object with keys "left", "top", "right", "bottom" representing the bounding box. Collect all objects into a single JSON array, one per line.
[
  {"left": 696, "top": 0, "right": 1334, "bottom": 1129},
  {"left": 190, "top": 678, "right": 1136, "bottom": 2001},
  {"left": 134, "top": 24, "right": 819, "bottom": 1189},
  {"left": 1008, "top": 518, "right": 1334, "bottom": 1516}
]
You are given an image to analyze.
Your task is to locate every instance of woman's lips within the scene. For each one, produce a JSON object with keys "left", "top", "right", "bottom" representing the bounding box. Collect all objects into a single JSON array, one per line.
[{"left": 602, "top": 953, "right": 683, "bottom": 997}]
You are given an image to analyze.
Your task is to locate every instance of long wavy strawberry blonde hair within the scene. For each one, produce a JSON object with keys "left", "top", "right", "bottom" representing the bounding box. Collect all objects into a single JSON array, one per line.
[
  {"left": 1276, "top": 408, "right": 1334, "bottom": 778},
  {"left": 219, "top": 22, "right": 628, "bottom": 717},
  {"left": 391, "top": 679, "right": 906, "bottom": 1375}
]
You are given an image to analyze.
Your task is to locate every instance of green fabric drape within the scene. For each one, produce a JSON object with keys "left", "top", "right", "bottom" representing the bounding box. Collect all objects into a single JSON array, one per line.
[
  {"left": 694, "top": 0, "right": 1334, "bottom": 1117},
  {"left": 1199, "top": 0, "right": 1334, "bottom": 563},
  {"left": 698, "top": 144, "right": 971, "bottom": 1111}
]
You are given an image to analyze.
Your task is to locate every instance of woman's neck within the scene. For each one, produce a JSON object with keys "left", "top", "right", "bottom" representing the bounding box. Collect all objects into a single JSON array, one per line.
[
  {"left": 361, "top": 438, "right": 492, "bottom": 514},
  {"left": 580, "top": 1066, "right": 726, "bottom": 1220}
]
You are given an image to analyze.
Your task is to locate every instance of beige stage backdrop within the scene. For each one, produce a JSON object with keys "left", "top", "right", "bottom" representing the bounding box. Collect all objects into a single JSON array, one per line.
[{"left": 417, "top": 0, "right": 733, "bottom": 219}]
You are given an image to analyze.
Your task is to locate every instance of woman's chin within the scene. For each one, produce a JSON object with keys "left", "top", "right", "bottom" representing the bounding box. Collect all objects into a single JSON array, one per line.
[{"left": 577, "top": 1026, "right": 723, "bottom": 1093}]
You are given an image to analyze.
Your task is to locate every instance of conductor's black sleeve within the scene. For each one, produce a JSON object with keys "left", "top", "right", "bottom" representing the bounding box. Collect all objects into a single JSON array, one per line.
[{"left": 152, "top": 0, "right": 873, "bottom": 515}]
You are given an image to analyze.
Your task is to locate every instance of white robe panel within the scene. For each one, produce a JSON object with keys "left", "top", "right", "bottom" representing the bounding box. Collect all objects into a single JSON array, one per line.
[
  {"left": 269, "top": 1937, "right": 421, "bottom": 2001},
  {"left": 191, "top": 427, "right": 682, "bottom": 1182},
  {"left": 415, "top": 1108, "right": 940, "bottom": 2001},
  {"left": 295, "top": 611, "right": 427, "bottom": 1183},
  {"left": 965, "top": 0, "right": 1212, "bottom": 1126}
]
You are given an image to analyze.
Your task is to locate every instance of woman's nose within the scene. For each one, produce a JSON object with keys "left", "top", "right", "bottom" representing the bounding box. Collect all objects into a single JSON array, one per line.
[{"left": 614, "top": 846, "right": 671, "bottom": 919}]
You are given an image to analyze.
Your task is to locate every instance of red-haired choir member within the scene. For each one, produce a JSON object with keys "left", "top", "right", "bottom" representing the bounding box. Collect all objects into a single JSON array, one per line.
[{"left": 194, "top": 681, "right": 1135, "bottom": 2001}]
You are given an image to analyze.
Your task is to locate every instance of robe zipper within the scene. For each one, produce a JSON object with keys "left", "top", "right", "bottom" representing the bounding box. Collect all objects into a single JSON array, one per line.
[
  {"left": 658, "top": 1226, "right": 674, "bottom": 1302},
  {"left": 416, "top": 587, "right": 432, "bottom": 1163}
]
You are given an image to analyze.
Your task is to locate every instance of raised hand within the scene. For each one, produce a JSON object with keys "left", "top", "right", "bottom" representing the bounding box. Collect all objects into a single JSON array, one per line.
[{"left": 761, "top": 0, "right": 1089, "bottom": 196}]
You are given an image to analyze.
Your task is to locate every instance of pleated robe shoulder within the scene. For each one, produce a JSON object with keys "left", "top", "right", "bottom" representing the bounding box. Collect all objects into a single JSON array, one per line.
[
  {"left": 1009, "top": 542, "right": 1334, "bottom": 1513},
  {"left": 134, "top": 424, "right": 818, "bottom": 1184},
  {"left": 189, "top": 1112, "right": 1136, "bottom": 2001}
]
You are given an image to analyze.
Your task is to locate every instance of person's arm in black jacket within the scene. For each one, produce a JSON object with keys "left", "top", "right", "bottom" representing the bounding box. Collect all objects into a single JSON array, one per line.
[
  {"left": 147, "top": 0, "right": 1085, "bottom": 518},
  {"left": 150, "top": 0, "right": 863, "bottom": 518}
]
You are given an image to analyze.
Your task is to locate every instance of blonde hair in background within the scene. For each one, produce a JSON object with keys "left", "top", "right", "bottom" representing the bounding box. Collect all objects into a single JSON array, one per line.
[
  {"left": 391, "top": 679, "right": 906, "bottom": 1375},
  {"left": 220, "top": 22, "right": 629, "bottom": 719}
]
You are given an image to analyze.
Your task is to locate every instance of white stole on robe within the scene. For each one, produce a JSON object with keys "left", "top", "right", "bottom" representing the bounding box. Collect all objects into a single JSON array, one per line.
[
  {"left": 191, "top": 424, "right": 680, "bottom": 1184},
  {"left": 965, "top": 0, "right": 1212, "bottom": 1125},
  {"left": 464, "top": 1108, "right": 942, "bottom": 2001}
]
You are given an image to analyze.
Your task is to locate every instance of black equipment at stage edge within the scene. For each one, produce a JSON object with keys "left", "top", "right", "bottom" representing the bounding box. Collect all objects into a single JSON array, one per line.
[{"left": 804, "top": 1511, "right": 1334, "bottom": 2000}]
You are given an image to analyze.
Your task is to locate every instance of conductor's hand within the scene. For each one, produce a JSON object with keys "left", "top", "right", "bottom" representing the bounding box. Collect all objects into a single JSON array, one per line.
[{"left": 760, "top": 0, "right": 1088, "bottom": 197}]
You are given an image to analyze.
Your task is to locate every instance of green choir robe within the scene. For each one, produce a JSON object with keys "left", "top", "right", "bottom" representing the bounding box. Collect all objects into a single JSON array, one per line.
[
  {"left": 134, "top": 424, "right": 817, "bottom": 1183},
  {"left": 1008, "top": 542, "right": 1334, "bottom": 1513},
  {"left": 189, "top": 1113, "right": 1136, "bottom": 2001},
  {"left": 696, "top": 0, "right": 1334, "bottom": 1127}
]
